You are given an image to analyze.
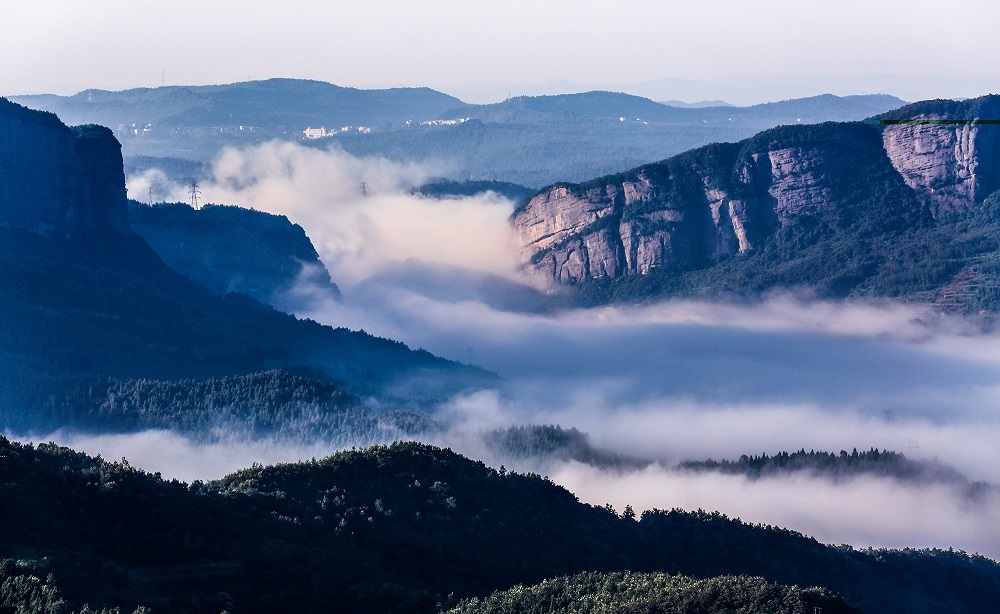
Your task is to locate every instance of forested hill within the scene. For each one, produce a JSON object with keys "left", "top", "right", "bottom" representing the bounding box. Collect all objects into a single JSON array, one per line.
[
  {"left": 450, "top": 571, "right": 861, "bottom": 614},
  {"left": 0, "top": 97, "right": 494, "bottom": 431},
  {"left": 1, "top": 438, "right": 998, "bottom": 613},
  {"left": 0, "top": 226, "right": 493, "bottom": 421},
  {"left": 330, "top": 93, "right": 908, "bottom": 187},
  {"left": 128, "top": 200, "right": 342, "bottom": 309},
  {"left": 9, "top": 79, "right": 464, "bottom": 132}
]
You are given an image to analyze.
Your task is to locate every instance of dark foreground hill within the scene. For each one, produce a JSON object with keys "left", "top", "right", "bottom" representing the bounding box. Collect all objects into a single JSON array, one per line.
[
  {"left": 1, "top": 438, "right": 997, "bottom": 613},
  {"left": 449, "top": 571, "right": 861, "bottom": 614}
]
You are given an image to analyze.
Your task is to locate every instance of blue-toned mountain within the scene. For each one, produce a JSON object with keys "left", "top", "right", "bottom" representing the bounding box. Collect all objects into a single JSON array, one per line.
[{"left": 0, "top": 98, "right": 494, "bottom": 432}]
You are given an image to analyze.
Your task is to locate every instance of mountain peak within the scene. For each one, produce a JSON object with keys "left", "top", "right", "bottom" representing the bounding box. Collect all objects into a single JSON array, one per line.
[{"left": 0, "top": 98, "right": 128, "bottom": 237}]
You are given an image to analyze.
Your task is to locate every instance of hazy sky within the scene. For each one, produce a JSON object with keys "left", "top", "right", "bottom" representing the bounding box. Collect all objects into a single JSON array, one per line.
[{"left": 4, "top": 0, "right": 1000, "bottom": 102}]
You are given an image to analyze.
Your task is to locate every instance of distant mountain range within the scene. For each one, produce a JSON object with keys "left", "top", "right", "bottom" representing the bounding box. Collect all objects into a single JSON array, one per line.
[
  {"left": 8, "top": 79, "right": 462, "bottom": 163},
  {"left": 513, "top": 95, "right": 1000, "bottom": 312},
  {"left": 326, "top": 92, "right": 908, "bottom": 187},
  {"left": 9, "top": 78, "right": 463, "bottom": 131},
  {"left": 8, "top": 79, "right": 907, "bottom": 187}
]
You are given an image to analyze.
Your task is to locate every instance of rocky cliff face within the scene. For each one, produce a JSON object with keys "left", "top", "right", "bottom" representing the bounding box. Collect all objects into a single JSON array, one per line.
[
  {"left": 515, "top": 125, "right": 878, "bottom": 282},
  {"left": 879, "top": 98, "right": 1000, "bottom": 216},
  {"left": 0, "top": 98, "right": 128, "bottom": 236},
  {"left": 514, "top": 96, "right": 1000, "bottom": 284}
]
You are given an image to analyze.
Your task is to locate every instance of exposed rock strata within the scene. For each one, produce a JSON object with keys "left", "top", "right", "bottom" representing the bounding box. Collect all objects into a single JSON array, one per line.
[
  {"left": 514, "top": 96, "right": 1000, "bottom": 283},
  {"left": 880, "top": 98, "right": 1000, "bottom": 215}
]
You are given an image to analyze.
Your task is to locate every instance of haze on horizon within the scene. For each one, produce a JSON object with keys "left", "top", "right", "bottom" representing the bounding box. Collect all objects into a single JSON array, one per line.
[{"left": 4, "top": 0, "right": 999, "bottom": 105}]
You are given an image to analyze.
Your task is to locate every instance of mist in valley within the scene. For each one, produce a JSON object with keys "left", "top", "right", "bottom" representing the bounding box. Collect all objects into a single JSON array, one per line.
[{"left": 49, "top": 141, "right": 1000, "bottom": 559}]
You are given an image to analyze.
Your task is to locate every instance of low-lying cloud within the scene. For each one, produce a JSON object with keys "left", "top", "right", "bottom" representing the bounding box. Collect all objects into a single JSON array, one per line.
[
  {"left": 552, "top": 461, "right": 1000, "bottom": 558},
  {"left": 130, "top": 141, "right": 522, "bottom": 289},
  {"left": 119, "top": 141, "right": 1000, "bottom": 561}
]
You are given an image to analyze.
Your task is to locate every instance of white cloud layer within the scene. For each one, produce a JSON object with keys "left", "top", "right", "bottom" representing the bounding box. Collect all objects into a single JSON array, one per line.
[{"left": 111, "top": 142, "right": 1000, "bottom": 560}]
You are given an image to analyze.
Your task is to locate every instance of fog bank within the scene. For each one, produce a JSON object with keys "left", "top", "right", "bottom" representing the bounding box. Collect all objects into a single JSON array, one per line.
[{"left": 121, "top": 142, "right": 1000, "bottom": 560}]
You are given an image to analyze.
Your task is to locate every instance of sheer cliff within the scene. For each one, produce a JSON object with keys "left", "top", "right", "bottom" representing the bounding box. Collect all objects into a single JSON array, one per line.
[
  {"left": 512, "top": 96, "right": 1000, "bottom": 308},
  {"left": 0, "top": 98, "right": 128, "bottom": 236}
]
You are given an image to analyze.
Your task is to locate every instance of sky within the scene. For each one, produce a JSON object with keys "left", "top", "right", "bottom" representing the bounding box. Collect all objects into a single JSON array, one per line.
[{"left": 4, "top": 0, "right": 1000, "bottom": 103}]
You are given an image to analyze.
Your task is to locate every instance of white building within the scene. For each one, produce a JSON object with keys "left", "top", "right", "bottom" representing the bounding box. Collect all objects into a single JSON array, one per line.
[{"left": 303, "top": 127, "right": 330, "bottom": 139}]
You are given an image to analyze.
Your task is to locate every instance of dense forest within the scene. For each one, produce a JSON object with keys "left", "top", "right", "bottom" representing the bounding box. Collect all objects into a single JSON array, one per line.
[
  {"left": 2, "top": 369, "right": 434, "bottom": 444},
  {"left": 478, "top": 425, "right": 647, "bottom": 470},
  {"left": 0, "top": 226, "right": 494, "bottom": 432},
  {"left": 411, "top": 179, "right": 536, "bottom": 202},
  {"left": 680, "top": 448, "right": 971, "bottom": 484},
  {"left": 449, "top": 571, "right": 860, "bottom": 614},
  {"left": 2, "top": 437, "right": 998, "bottom": 613}
]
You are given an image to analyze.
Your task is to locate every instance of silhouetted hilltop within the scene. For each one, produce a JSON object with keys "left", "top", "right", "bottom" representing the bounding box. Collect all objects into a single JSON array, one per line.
[
  {"left": 1, "top": 438, "right": 997, "bottom": 612},
  {"left": 0, "top": 98, "right": 128, "bottom": 236}
]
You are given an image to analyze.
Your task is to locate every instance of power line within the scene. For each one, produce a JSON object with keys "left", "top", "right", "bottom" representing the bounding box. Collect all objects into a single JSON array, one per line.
[{"left": 188, "top": 181, "right": 202, "bottom": 210}]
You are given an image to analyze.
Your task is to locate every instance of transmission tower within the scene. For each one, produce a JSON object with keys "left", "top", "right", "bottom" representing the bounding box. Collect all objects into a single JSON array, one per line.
[
  {"left": 360, "top": 181, "right": 368, "bottom": 197},
  {"left": 147, "top": 185, "right": 154, "bottom": 205},
  {"left": 188, "top": 181, "right": 202, "bottom": 209}
]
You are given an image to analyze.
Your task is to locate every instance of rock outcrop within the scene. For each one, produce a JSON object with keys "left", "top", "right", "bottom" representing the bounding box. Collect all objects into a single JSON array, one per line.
[
  {"left": 0, "top": 98, "right": 129, "bottom": 236},
  {"left": 514, "top": 96, "right": 1000, "bottom": 284},
  {"left": 879, "top": 97, "right": 1000, "bottom": 216},
  {"left": 129, "top": 202, "right": 340, "bottom": 307}
]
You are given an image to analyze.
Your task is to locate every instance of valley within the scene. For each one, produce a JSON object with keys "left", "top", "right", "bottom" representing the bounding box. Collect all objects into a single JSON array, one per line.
[{"left": 4, "top": 71, "right": 1000, "bottom": 613}]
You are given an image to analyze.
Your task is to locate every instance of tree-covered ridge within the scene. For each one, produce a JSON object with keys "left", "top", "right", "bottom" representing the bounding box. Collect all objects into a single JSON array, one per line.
[
  {"left": 0, "top": 559, "right": 151, "bottom": 614},
  {"left": 480, "top": 425, "right": 648, "bottom": 470},
  {"left": 681, "top": 446, "right": 977, "bottom": 481},
  {"left": 0, "top": 225, "right": 495, "bottom": 426},
  {"left": 449, "top": 571, "right": 860, "bottom": 614},
  {"left": 873, "top": 95, "right": 1000, "bottom": 122},
  {"left": 2, "top": 437, "right": 999, "bottom": 612},
  {"left": 5, "top": 369, "right": 434, "bottom": 444},
  {"left": 411, "top": 179, "right": 536, "bottom": 202}
]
